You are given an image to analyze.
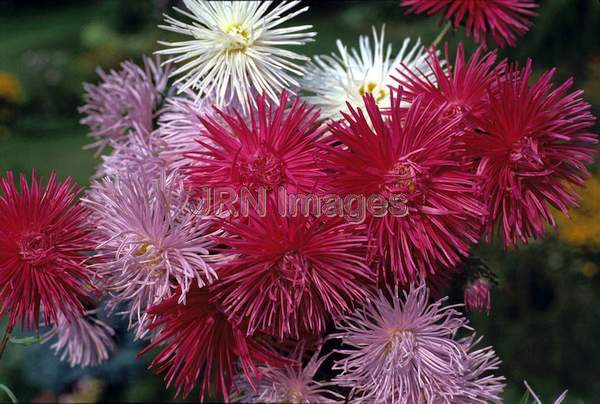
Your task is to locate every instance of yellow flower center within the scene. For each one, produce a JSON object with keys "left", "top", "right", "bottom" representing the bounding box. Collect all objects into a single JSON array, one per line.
[
  {"left": 223, "top": 23, "right": 252, "bottom": 52},
  {"left": 358, "top": 81, "right": 387, "bottom": 103},
  {"left": 134, "top": 242, "right": 161, "bottom": 268}
]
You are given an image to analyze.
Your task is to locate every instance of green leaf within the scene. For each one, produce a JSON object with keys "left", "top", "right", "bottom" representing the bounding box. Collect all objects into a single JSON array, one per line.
[
  {"left": 518, "top": 391, "right": 531, "bottom": 404},
  {"left": 0, "top": 384, "right": 17, "bottom": 404},
  {"left": 9, "top": 335, "right": 42, "bottom": 346}
]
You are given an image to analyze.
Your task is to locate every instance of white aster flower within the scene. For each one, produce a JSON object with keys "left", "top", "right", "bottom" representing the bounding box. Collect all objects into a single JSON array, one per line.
[
  {"left": 157, "top": 0, "right": 315, "bottom": 111},
  {"left": 302, "top": 26, "right": 432, "bottom": 119}
]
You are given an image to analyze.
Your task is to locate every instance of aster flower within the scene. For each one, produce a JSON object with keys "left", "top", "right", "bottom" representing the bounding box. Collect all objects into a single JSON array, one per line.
[
  {"left": 142, "top": 285, "right": 285, "bottom": 402},
  {"left": 0, "top": 172, "right": 95, "bottom": 331},
  {"left": 332, "top": 283, "right": 503, "bottom": 403},
  {"left": 43, "top": 310, "right": 116, "bottom": 368},
  {"left": 157, "top": 0, "right": 315, "bottom": 111},
  {"left": 83, "top": 171, "right": 220, "bottom": 337},
  {"left": 215, "top": 208, "right": 373, "bottom": 339},
  {"left": 464, "top": 278, "right": 492, "bottom": 313},
  {"left": 233, "top": 343, "right": 342, "bottom": 403},
  {"left": 465, "top": 61, "right": 598, "bottom": 246},
  {"left": 187, "top": 91, "right": 324, "bottom": 200},
  {"left": 80, "top": 56, "right": 170, "bottom": 152},
  {"left": 395, "top": 43, "right": 505, "bottom": 129},
  {"left": 322, "top": 91, "right": 485, "bottom": 283},
  {"left": 400, "top": 0, "right": 538, "bottom": 48},
  {"left": 302, "top": 26, "right": 430, "bottom": 119}
]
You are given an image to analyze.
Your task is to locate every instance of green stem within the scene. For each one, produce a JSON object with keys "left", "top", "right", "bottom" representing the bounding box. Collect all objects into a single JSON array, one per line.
[
  {"left": 0, "top": 323, "right": 14, "bottom": 363},
  {"left": 431, "top": 21, "right": 452, "bottom": 49}
]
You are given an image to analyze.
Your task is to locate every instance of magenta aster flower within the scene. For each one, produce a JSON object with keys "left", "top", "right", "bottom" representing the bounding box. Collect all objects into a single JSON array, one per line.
[
  {"left": 395, "top": 43, "right": 505, "bottom": 129},
  {"left": 464, "top": 278, "right": 492, "bottom": 313},
  {"left": 142, "top": 285, "right": 286, "bottom": 402},
  {"left": 215, "top": 208, "right": 373, "bottom": 339},
  {"left": 187, "top": 91, "right": 324, "bottom": 198},
  {"left": 83, "top": 171, "right": 220, "bottom": 337},
  {"left": 43, "top": 310, "right": 116, "bottom": 368},
  {"left": 0, "top": 172, "right": 95, "bottom": 331},
  {"left": 465, "top": 61, "right": 598, "bottom": 246},
  {"left": 322, "top": 91, "right": 485, "bottom": 283},
  {"left": 80, "top": 56, "right": 170, "bottom": 152},
  {"left": 232, "top": 343, "right": 342, "bottom": 403},
  {"left": 400, "top": 0, "right": 538, "bottom": 48},
  {"left": 332, "top": 283, "right": 503, "bottom": 403}
]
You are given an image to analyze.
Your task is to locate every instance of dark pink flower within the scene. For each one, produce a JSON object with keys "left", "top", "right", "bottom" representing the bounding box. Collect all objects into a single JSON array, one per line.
[
  {"left": 0, "top": 172, "right": 95, "bottom": 331},
  {"left": 322, "top": 91, "right": 486, "bottom": 283},
  {"left": 400, "top": 0, "right": 538, "bottom": 48},
  {"left": 187, "top": 91, "right": 324, "bottom": 198},
  {"left": 142, "top": 285, "right": 285, "bottom": 402},
  {"left": 465, "top": 61, "right": 598, "bottom": 246},
  {"left": 215, "top": 207, "right": 373, "bottom": 339}
]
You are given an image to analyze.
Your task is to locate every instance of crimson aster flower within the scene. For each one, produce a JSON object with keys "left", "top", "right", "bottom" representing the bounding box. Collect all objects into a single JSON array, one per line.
[
  {"left": 400, "top": 0, "right": 538, "bottom": 48},
  {"left": 233, "top": 343, "right": 342, "bottom": 403},
  {"left": 43, "top": 309, "right": 116, "bottom": 368},
  {"left": 80, "top": 56, "right": 170, "bottom": 152},
  {"left": 465, "top": 61, "right": 598, "bottom": 246},
  {"left": 215, "top": 208, "right": 373, "bottom": 339},
  {"left": 187, "top": 91, "right": 324, "bottom": 200},
  {"left": 142, "top": 285, "right": 285, "bottom": 402},
  {"left": 395, "top": 43, "right": 505, "bottom": 129},
  {"left": 322, "top": 91, "right": 485, "bottom": 283},
  {"left": 0, "top": 172, "right": 95, "bottom": 331},
  {"left": 83, "top": 171, "right": 221, "bottom": 337},
  {"left": 332, "top": 283, "right": 503, "bottom": 403}
]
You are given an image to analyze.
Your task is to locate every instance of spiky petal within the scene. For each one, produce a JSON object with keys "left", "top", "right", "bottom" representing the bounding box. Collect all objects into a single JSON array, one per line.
[{"left": 0, "top": 172, "right": 95, "bottom": 331}]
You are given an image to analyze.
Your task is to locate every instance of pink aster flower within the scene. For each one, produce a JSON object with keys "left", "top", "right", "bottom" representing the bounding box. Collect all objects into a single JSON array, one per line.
[
  {"left": 464, "top": 278, "right": 492, "bottom": 313},
  {"left": 395, "top": 43, "right": 505, "bottom": 129},
  {"left": 83, "top": 171, "right": 220, "bottom": 337},
  {"left": 0, "top": 172, "right": 95, "bottom": 332},
  {"left": 187, "top": 91, "right": 324, "bottom": 199},
  {"left": 465, "top": 61, "right": 598, "bottom": 246},
  {"left": 332, "top": 283, "right": 503, "bottom": 403},
  {"left": 233, "top": 343, "right": 342, "bottom": 403},
  {"left": 322, "top": 91, "right": 486, "bottom": 283},
  {"left": 142, "top": 285, "right": 286, "bottom": 402},
  {"left": 215, "top": 207, "right": 373, "bottom": 339},
  {"left": 43, "top": 309, "right": 116, "bottom": 368},
  {"left": 80, "top": 56, "right": 170, "bottom": 152},
  {"left": 400, "top": 0, "right": 538, "bottom": 48}
]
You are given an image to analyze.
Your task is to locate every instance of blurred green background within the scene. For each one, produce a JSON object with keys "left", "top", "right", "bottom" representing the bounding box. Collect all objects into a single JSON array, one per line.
[{"left": 0, "top": 0, "right": 599, "bottom": 402}]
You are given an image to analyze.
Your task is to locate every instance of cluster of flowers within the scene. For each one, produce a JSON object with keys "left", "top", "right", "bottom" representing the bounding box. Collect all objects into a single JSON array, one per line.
[{"left": 0, "top": 0, "right": 594, "bottom": 402}]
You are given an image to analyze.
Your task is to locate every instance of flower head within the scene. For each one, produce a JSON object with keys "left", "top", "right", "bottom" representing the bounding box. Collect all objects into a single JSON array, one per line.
[
  {"left": 84, "top": 171, "right": 220, "bottom": 337},
  {"left": 322, "top": 91, "right": 485, "bottom": 283},
  {"left": 0, "top": 172, "right": 95, "bottom": 331},
  {"left": 465, "top": 61, "right": 598, "bottom": 246},
  {"left": 80, "top": 56, "right": 170, "bottom": 152},
  {"left": 464, "top": 278, "right": 492, "bottom": 313},
  {"left": 395, "top": 43, "right": 505, "bottom": 129},
  {"left": 233, "top": 343, "right": 341, "bottom": 403},
  {"left": 302, "top": 26, "right": 430, "bottom": 119},
  {"left": 332, "top": 283, "right": 504, "bottom": 403},
  {"left": 43, "top": 309, "right": 116, "bottom": 368},
  {"left": 142, "top": 285, "right": 285, "bottom": 402},
  {"left": 400, "top": 0, "right": 538, "bottom": 48},
  {"left": 187, "top": 91, "right": 324, "bottom": 199},
  {"left": 216, "top": 208, "right": 373, "bottom": 339},
  {"left": 158, "top": 0, "right": 315, "bottom": 111}
]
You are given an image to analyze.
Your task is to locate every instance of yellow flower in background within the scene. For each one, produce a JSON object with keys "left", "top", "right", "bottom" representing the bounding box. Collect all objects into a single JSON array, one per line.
[
  {"left": 557, "top": 177, "right": 600, "bottom": 250},
  {"left": 0, "top": 71, "right": 22, "bottom": 103}
]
